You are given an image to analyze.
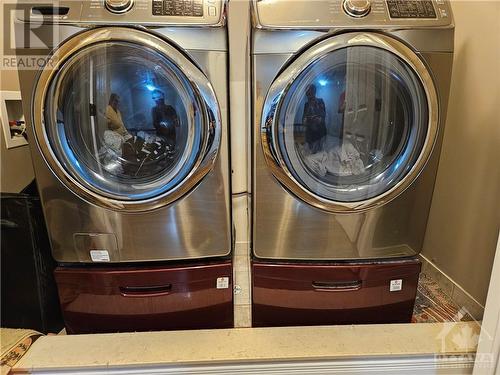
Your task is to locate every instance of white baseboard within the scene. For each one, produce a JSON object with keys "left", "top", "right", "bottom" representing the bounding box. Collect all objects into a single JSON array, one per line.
[{"left": 17, "top": 355, "right": 475, "bottom": 374}]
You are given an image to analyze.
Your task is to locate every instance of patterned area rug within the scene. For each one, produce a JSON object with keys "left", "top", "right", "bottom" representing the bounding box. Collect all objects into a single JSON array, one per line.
[
  {"left": 1, "top": 329, "right": 42, "bottom": 375},
  {"left": 412, "top": 273, "right": 475, "bottom": 323}
]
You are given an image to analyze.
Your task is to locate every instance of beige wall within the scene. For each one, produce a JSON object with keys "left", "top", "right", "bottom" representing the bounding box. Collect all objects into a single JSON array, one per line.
[
  {"left": 0, "top": 0, "right": 35, "bottom": 193},
  {"left": 422, "top": 0, "right": 500, "bottom": 305},
  {"left": 0, "top": 70, "right": 35, "bottom": 193}
]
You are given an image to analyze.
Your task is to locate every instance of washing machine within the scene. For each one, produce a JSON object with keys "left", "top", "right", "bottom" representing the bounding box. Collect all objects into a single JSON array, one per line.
[
  {"left": 251, "top": 0, "right": 454, "bottom": 326},
  {"left": 14, "top": 0, "right": 232, "bottom": 333}
]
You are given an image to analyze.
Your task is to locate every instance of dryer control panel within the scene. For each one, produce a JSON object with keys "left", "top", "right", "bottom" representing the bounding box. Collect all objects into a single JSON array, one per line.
[{"left": 253, "top": 0, "right": 452, "bottom": 29}]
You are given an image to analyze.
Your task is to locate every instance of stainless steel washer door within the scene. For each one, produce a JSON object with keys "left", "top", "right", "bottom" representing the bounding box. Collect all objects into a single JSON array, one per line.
[
  {"left": 33, "top": 27, "right": 221, "bottom": 212},
  {"left": 261, "top": 32, "right": 439, "bottom": 213}
]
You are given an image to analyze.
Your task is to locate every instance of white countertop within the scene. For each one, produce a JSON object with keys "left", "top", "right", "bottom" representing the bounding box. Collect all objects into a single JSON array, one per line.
[{"left": 12, "top": 322, "right": 480, "bottom": 373}]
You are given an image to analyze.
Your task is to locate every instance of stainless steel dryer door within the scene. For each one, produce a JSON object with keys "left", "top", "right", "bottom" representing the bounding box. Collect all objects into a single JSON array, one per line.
[
  {"left": 261, "top": 32, "right": 438, "bottom": 213},
  {"left": 33, "top": 27, "right": 221, "bottom": 212}
]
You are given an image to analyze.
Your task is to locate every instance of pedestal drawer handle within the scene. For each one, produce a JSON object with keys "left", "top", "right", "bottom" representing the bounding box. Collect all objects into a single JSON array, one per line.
[
  {"left": 119, "top": 284, "right": 172, "bottom": 297},
  {"left": 312, "top": 280, "right": 362, "bottom": 292}
]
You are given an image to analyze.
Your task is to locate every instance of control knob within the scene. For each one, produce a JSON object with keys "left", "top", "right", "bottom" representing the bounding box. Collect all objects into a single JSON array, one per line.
[
  {"left": 343, "top": 0, "right": 371, "bottom": 17},
  {"left": 105, "top": 0, "right": 134, "bottom": 14}
]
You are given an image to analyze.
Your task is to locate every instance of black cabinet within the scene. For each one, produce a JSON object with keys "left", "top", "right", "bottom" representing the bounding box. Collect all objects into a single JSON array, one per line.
[{"left": 1, "top": 183, "right": 63, "bottom": 333}]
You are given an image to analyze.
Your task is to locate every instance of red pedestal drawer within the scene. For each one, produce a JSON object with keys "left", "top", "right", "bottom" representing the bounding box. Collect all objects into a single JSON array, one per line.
[
  {"left": 252, "top": 259, "right": 421, "bottom": 327},
  {"left": 55, "top": 260, "right": 233, "bottom": 334}
]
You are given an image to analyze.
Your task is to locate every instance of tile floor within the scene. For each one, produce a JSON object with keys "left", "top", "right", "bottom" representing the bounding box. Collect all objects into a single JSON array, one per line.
[{"left": 412, "top": 273, "right": 475, "bottom": 323}]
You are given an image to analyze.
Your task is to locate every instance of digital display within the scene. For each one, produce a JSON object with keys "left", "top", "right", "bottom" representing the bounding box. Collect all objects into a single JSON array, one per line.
[
  {"left": 152, "top": 0, "right": 203, "bottom": 16},
  {"left": 386, "top": 0, "right": 437, "bottom": 18}
]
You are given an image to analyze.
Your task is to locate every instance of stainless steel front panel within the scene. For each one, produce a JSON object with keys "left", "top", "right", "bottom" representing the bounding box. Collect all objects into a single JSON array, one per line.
[
  {"left": 252, "top": 29, "right": 453, "bottom": 260},
  {"left": 74, "top": 233, "right": 119, "bottom": 262},
  {"left": 17, "top": 25, "right": 231, "bottom": 263},
  {"left": 252, "top": 28, "right": 455, "bottom": 54}
]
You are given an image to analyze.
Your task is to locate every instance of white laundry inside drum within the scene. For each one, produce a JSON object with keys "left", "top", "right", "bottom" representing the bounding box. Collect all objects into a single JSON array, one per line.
[{"left": 300, "top": 137, "right": 366, "bottom": 178}]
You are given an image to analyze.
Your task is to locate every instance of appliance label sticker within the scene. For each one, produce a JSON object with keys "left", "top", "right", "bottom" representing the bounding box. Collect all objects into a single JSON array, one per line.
[
  {"left": 390, "top": 279, "right": 403, "bottom": 292},
  {"left": 216, "top": 277, "right": 229, "bottom": 289},
  {"left": 90, "top": 250, "right": 110, "bottom": 262}
]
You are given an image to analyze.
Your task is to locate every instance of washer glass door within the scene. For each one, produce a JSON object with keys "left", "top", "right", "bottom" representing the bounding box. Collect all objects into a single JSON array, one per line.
[
  {"left": 36, "top": 28, "right": 220, "bottom": 211},
  {"left": 262, "top": 33, "right": 438, "bottom": 212}
]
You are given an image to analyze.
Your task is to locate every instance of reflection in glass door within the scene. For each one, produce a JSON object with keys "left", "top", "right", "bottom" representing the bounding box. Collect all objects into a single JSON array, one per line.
[
  {"left": 46, "top": 41, "right": 204, "bottom": 200},
  {"left": 277, "top": 45, "right": 429, "bottom": 203}
]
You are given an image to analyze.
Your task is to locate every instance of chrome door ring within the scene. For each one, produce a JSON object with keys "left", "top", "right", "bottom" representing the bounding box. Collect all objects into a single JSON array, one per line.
[{"left": 33, "top": 27, "right": 221, "bottom": 212}]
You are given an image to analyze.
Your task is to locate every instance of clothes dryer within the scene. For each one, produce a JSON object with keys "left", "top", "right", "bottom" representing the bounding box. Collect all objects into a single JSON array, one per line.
[
  {"left": 15, "top": 0, "right": 232, "bottom": 333},
  {"left": 251, "top": 0, "right": 454, "bottom": 326}
]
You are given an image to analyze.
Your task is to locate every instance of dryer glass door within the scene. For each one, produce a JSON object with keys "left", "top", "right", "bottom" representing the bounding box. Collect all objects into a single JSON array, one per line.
[
  {"left": 35, "top": 28, "right": 221, "bottom": 212},
  {"left": 262, "top": 33, "right": 438, "bottom": 213}
]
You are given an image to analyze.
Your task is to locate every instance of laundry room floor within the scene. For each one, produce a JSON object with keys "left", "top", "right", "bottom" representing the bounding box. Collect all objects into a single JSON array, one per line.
[{"left": 412, "top": 272, "right": 475, "bottom": 323}]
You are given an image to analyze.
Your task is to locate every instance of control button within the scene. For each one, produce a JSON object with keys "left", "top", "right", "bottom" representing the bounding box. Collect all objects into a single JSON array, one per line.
[
  {"left": 415, "top": 1, "right": 424, "bottom": 15},
  {"left": 387, "top": 2, "right": 399, "bottom": 17},
  {"left": 343, "top": 0, "right": 371, "bottom": 18},
  {"left": 208, "top": 5, "right": 216, "bottom": 16},
  {"left": 151, "top": 0, "right": 204, "bottom": 17},
  {"left": 105, "top": 0, "right": 134, "bottom": 13},
  {"left": 439, "top": 8, "right": 448, "bottom": 17},
  {"left": 424, "top": 1, "right": 436, "bottom": 17},
  {"left": 152, "top": 0, "right": 163, "bottom": 15}
]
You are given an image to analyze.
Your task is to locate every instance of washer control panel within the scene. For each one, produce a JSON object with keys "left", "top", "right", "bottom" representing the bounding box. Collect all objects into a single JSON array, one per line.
[
  {"left": 152, "top": 0, "right": 204, "bottom": 17},
  {"left": 386, "top": 0, "right": 436, "bottom": 18},
  {"left": 254, "top": 0, "right": 452, "bottom": 29}
]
